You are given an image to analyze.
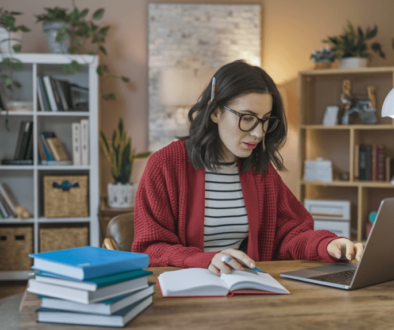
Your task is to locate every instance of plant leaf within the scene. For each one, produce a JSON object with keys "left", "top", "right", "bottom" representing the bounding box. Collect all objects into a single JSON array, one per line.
[
  {"left": 56, "top": 26, "right": 68, "bottom": 42},
  {"left": 12, "top": 44, "right": 21, "bottom": 53},
  {"left": 103, "top": 93, "right": 116, "bottom": 100},
  {"left": 132, "top": 151, "right": 152, "bottom": 160},
  {"left": 96, "top": 65, "right": 103, "bottom": 76},
  {"left": 99, "top": 26, "right": 110, "bottom": 35},
  {"left": 69, "top": 46, "right": 78, "bottom": 54},
  {"left": 366, "top": 25, "right": 377, "bottom": 39},
  {"left": 121, "top": 76, "right": 130, "bottom": 83},
  {"left": 93, "top": 8, "right": 104, "bottom": 20},
  {"left": 13, "top": 80, "right": 21, "bottom": 88},
  {"left": 70, "top": 60, "right": 83, "bottom": 73},
  {"left": 12, "top": 62, "right": 24, "bottom": 70},
  {"left": 99, "top": 46, "right": 107, "bottom": 55}
]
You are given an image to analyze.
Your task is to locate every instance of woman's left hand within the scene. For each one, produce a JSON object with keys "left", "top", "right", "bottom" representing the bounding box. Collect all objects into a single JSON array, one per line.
[{"left": 327, "top": 238, "right": 364, "bottom": 261}]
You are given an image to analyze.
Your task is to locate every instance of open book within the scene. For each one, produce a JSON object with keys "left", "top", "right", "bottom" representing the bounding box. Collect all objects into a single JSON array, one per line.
[{"left": 158, "top": 268, "right": 290, "bottom": 297}]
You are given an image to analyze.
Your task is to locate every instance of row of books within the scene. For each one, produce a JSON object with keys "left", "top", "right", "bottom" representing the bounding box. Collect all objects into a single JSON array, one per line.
[
  {"left": 27, "top": 246, "right": 153, "bottom": 327},
  {"left": 0, "top": 182, "right": 18, "bottom": 219},
  {"left": 1, "top": 119, "right": 89, "bottom": 166},
  {"left": 354, "top": 145, "right": 394, "bottom": 181},
  {"left": 37, "top": 76, "right": 89, "bottom": 111}
]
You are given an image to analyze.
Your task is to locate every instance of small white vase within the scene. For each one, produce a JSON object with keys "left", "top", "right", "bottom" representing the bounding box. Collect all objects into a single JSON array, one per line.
[
  {"left": 339, "top": 57, "right": 368, "bottom": 69},
  {"left": 107, "top": 183, "right": 134, "bottom": 208},
  {"left": 0, "top": 28, "right": 23, "bottom": 53}
]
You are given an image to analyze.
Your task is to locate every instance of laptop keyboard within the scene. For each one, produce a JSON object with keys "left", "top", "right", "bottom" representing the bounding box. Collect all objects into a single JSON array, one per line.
[{"left": 309, "top": 269, "right": 356, "bottom": 286}]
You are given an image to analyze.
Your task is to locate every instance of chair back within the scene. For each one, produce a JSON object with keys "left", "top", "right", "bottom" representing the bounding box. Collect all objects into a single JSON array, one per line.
[{"left": 105, "top": 212, "right": 134, "bottom": 251}]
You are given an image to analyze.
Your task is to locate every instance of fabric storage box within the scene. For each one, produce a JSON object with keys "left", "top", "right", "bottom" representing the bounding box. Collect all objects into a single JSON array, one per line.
[
  {"left": 40, "top": 224, "right": 89, "bottom": 252},
  {"left": 44, "top": 175, "right": 89, "bottom": 218},
  {"left": 0, "top": 225, "right": 33, "bottom": 270}
]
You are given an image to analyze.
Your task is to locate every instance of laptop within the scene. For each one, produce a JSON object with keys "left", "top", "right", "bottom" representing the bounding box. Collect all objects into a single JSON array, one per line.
[{"left": 280, "top": 197, "right": 394, "bottom": 290}]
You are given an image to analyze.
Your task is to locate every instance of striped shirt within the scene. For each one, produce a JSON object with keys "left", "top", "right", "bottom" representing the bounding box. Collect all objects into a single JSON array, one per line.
[{"left": 204, "top": 160, "right": 249, "bottom": 252}]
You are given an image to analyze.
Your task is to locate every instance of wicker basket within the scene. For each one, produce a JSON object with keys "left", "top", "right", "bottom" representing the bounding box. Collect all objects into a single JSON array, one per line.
[
  {"left": 44, "top": 175, "right": 89, "bottom": 218},
  {"left": 40, "top": 224, "right": 89, "bottom": 252},
  {"left": 0, "top": 225, "right": 33, "bottom": 270}
]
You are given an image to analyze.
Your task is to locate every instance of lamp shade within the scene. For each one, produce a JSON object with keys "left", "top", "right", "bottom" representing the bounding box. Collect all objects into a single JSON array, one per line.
[{"left": 382, "top": 87, "right": 394, "bottom": 118}]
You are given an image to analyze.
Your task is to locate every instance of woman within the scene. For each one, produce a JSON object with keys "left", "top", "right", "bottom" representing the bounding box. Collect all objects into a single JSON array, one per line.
[{"left": 132, "top": 60, "right": 364, "bottom": 275}]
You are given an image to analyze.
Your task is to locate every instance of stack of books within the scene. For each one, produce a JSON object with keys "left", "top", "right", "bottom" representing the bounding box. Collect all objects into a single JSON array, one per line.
[
  {"left": 303, "top": 158, "right": 333, "bottom": 182},
  {"left": 27, "top": 246, "right": 154, "bottom": 327},
  {"left": 1, "top": 121, "right": 34, "bottom": 166},
  {"left": 37, "top": 76, "right": 89, "bottom": 111}
]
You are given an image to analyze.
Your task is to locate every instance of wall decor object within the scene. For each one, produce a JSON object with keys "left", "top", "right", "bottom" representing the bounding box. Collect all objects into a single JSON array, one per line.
[
  {"left": 340, "top": 79, "right": 377, "bottom": 124},
  {"left": 322, "top": 105, "right": 340, "bottom": 125},
  {"left": 148, "top": 3, "right": 261, "bottom": 151}
]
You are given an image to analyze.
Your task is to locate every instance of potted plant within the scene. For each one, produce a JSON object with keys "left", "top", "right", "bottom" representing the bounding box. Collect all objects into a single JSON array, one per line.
[
  {"left": 36, "top": 5, "right": 129, "bottom": 101},
  {"left": 323, "top": 20, "right": 385, "bottom": 69},
  {"left": 99, "top": 119, "right": 151, "bottom": 208},
  {"left": 0, "top": 9, "right": 29, "bottom": 53},
  {"left": 36, "top": 7, "right": 72, "bottom": 54},
  {"left": 310, "top": 46, "right": 336, "bottom": 69}
]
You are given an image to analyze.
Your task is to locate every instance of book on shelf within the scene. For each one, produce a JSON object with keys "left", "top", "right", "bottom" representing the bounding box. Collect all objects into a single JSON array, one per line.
[
  {"left": 359, "top": 145, "right": 367, "bottom": 180},
  {"left": 40, "top": 160, "right": 73, "bottom": 165},
  {"left": 372, "top": 145, "right": 377, "bottom": 181},
  {"left": 157, "top": 268, "right": 290, "bottom": 298},
  {"left": 81, "top": 119, "right": 89, "bottom": 165},
  {"left": 0, "top": 182, "right": 18, "bottom": 217},
  {"left": 377, "top": 146, "right": 385, "bottom": 181},
  {"left": 72, "top": 122, "right": 81, "bottom": 165},
  {"left": 36, "top": 295, "right": 153, "bottom": 327},
  {"left": 365, "top": 145, "right": 372, "bottom": 181},
  {"left": 354, "top": 144, "right": 359, "bottom": 179},
  {"left": 29, "top": 246, "right": 150, "bottom": 280},
  {"left": 1, "top": 159, "right": 33, "bottom": 165},
  {"left": 357, "top": 145, "right": 387, "bottom": 182},
  {"left": 46, "top": 137, "right": 70, "bottom": 162},
  {"left": 37, "top": 75, "right": 88, "bottom": 111},
  {"left": 39, "top": 282, "right": 155, "bottom": 315},
  {"left": 0, "top": 198, "right": 9, "bottom": 218}
]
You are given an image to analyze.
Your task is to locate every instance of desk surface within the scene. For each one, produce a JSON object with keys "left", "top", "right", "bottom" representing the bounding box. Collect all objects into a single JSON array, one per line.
[{"left": 3, "top": 260, "right": 394, "bottom": 329}]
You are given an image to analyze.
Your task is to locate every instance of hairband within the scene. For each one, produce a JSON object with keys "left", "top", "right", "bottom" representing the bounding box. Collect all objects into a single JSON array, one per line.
[{"left": 210, "top": 77, "right": 216, "bottom": 101}]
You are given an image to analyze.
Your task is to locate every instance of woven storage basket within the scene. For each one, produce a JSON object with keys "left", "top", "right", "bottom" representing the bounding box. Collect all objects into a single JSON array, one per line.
[
  {"left": 44, "top": 175, "right": 89, "bottom": 218},
  {"left": 40, "top": 224, "right": 89, "bottom": 252},
  {"left": 0, "top": 226, "right": 33, "bottom": 270}
]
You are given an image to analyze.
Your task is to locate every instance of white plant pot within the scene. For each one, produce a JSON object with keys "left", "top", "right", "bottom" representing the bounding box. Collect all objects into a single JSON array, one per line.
[
  {"left": 107, "top": 183, "right": 134, "bottom": 208},
  {"left": 339, "top": 57, "right": 368, "bottom": 69},
  {"left": 0, "top": 28, "right": 23, "bottom": 53}
]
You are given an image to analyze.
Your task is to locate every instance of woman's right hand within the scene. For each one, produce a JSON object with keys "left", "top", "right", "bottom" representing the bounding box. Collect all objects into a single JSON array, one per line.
[{"left": 208, "top": 248, "right": 256, "bottom": 276}]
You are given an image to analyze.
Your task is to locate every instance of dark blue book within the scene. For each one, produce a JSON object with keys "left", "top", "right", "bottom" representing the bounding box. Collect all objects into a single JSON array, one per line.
[
  {"left": 36, "top": 295, "right": 153, "bottom": 327},
  {"left": 29, "top": 246, "right": 149, "bottom": 280},
  {"left": 38, "top": 283, "right": 155, "bottom": 315}
]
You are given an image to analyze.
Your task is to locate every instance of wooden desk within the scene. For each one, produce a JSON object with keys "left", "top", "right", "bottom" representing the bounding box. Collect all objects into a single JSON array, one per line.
[{"left": 7, "top": 260, "right": 394, "bottom": 329}]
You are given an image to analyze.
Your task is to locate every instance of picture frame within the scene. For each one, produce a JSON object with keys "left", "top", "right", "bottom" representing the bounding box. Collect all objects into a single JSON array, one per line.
[{"left": 322, "top": 105, "right": 340, "bottom": 125}]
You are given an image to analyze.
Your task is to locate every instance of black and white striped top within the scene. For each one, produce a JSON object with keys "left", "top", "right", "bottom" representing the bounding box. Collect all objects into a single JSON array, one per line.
[{"left": 204, "top": 160, "right": 249, "bottom": 252}]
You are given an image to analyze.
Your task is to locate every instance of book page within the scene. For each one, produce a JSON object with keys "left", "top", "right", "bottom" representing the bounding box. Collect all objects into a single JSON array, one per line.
[
  {"left": 158, "top": 268, "right": 228, "bottom": 296},
  {"left": 220, "top": 270, "right": 289, "bottom": 294}
]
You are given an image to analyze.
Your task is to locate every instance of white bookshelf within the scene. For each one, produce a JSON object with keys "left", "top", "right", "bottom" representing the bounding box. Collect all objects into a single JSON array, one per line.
[{"left": 0, "top": 53, "right": 100, "bottom": 280}]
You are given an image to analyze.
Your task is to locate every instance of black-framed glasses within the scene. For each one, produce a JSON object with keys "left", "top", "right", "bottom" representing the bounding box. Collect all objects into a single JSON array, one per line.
[{"left": 223, "top": 105, "right": 280, "bottom": 133}]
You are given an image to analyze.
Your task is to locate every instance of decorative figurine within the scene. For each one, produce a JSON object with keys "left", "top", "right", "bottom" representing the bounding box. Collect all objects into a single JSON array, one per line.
[{"left": 340, "top": 79, "right": 377, "bottom": 124}]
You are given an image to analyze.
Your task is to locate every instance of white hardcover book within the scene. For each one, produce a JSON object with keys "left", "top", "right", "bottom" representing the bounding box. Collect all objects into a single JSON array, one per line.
[
  {"left": 80, "top": 119, "right": 89, "bottom": 165},
  {"left": 27, "top": 276, "right": 148, "bottom": 304},
  {"left": 72, "top": 123, "right": 81, "bottom": 165},
  {"left": 42, "top": 76, "right": 58, "bottom": 111}
]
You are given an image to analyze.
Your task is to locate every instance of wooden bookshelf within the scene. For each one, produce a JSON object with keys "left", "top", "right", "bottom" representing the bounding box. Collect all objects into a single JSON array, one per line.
[
  {"left": 0, "top": 54, "right": 99, "bottom": 280},
  {"left": 297, "top": 67, "right": 394, "bottom": 242}
]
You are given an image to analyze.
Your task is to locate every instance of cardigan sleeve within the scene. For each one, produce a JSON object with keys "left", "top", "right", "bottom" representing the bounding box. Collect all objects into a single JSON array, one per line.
[
  {"left": 131, "top": 154, "right": 216, "bottom": 268},
  {"left": 269, "top": 165, "right": 340, "bottom": 263}
]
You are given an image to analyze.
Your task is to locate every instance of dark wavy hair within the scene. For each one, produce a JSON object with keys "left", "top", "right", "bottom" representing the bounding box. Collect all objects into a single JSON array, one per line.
[{"left": 178, "top": 59, "right": 288, "bottom": 175}]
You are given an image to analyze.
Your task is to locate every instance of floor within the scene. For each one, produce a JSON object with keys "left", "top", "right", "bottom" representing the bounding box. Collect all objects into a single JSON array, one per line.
[{"left": 0, "top": 281, "right": 27, "bottom": 299}]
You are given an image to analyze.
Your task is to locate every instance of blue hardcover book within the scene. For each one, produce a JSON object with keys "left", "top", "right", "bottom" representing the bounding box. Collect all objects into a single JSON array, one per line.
[
  {"left": 38, "top": 283, "right": 155, "bottom": 315},
  {"left": 29, "top": 246, "right": 149, "bottom": 280},
  {"left": 36, "top": 295, "right": 153, "bottom": 327},
  {"left": 35, "top": 269, "right": 153, "bottom": 291}
]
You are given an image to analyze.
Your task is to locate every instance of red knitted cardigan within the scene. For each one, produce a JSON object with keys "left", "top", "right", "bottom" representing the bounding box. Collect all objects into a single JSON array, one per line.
[{"left": 132, "top": 140, "right": 339, "bottom": 268}]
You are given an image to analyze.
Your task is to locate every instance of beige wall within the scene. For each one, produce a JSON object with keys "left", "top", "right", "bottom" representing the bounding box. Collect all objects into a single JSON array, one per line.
[{"left": 5, "top": 0, "right": 394, "bottom": 197}]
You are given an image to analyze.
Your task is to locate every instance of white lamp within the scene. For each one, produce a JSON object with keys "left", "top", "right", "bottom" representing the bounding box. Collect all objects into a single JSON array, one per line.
[{"left": 382, "top": 88, "right": 394, "bottom": 118}]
